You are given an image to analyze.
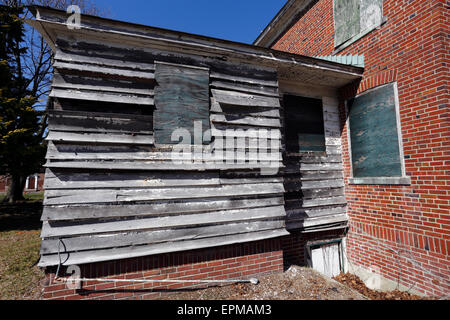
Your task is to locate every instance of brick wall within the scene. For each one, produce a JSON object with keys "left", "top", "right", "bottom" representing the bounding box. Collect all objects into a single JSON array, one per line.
[
  {"left": 0, "top": 176, "right": 7, "bottom": 193},
  {"left": 42, "top": 238, "right": 283, "bottom": 300},
  {"left": 273, "top": 0, "right": 449, "bottom": 296},
  {"left": 0, "top": 173, "right": 45, "bottom": 193}
]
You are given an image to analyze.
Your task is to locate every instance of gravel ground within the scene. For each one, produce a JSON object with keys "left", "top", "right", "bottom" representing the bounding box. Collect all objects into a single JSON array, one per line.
[{"left": 162, "top": 266, "right": 367, "bottom": 300}]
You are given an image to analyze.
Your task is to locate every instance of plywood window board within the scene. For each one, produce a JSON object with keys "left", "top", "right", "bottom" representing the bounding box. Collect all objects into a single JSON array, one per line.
[
  {"left": 333, "top": 0, "right": 385, "bottom": 52},
  {"left": 346, "top": 83, "right": 411, "bottom": 185},
  {"left": 154, "top": 61, "right": 211, "bottom": 146}
]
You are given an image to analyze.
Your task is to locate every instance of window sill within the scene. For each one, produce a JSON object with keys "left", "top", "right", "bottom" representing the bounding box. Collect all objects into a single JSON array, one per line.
[{"left": 349, "top": 176, "right": 411, "bottom": 186}]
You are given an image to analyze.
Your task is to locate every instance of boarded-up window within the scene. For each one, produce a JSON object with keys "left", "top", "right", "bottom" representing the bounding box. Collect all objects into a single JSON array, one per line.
[
  {"left": 154, "top": 62, "right": 211, "bottom": 145},
  {"left": 284, "top": 95, "right": 326, "bottom": 152},
  {"left": 360, "top": 0, "right": 383, "bottom": 33},
  {"left": 334, "top": 0, "right": 360, "bottom": 46},
  {"left": 348, "top": 83, "right": 402, "bottom": 177},
  {"left": 334, "top": 0, "right": 383, "bottom": 48}
]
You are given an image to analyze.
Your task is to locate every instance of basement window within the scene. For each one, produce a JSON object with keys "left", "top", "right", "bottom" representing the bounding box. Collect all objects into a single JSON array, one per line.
[
  {"left": 284, "top": 95, "right": 326, "bottom": 153},
  {"left": 333, "top": 0, "right": 386, "bottom": 52},
  {"left": 346, "top": 83, "right": 410, "bottom": 185},
  {"left": 306, "top": 239, "right": 344, "bottom": 278}
]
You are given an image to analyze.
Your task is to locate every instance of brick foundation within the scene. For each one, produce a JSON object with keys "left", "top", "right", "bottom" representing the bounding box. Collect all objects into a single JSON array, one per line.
[
  {"left": 282, "top": 229, "right": 348, "bottom": 268},
  {"left": 42, "top": 238, "right": 283, "bottom": 300}
]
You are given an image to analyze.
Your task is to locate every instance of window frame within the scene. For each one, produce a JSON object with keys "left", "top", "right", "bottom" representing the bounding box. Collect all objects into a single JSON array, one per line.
[
  {"left": 282, "top": 93, "right": 327, "bottom": 155},
  {"left": 345, "top": 82, "right": 411, "bottom": 185},
  {"left": 333, "top": 0, "right": 387, "bottom": 53}
]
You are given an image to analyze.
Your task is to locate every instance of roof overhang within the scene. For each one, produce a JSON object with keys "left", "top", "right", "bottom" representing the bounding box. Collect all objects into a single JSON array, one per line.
[
  {"left": 27, "top": 5, "right": 362, "bottom": 89},
  {"left": 253, "top": 0, "right": 316, "bottom": 48}
]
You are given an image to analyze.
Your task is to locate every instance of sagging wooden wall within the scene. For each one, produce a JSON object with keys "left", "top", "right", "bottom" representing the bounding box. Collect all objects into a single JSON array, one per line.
[
  {"left": 279, "top": 82, "right": 348, "bottom": 232},
  {"left": 40, "top": 34, "right": 288, "bottom": 267}
]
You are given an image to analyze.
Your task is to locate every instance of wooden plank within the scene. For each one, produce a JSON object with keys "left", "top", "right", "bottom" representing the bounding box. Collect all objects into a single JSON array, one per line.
[
  {"left": 210, "top": 80, "right": 279, "bottom": 97},
  {"left": 212, "top": 89, "right": 280, "bottom": 108},
  {"left": 38, "top": 229, "right": 289, "bottom": 267},
  {"left": 300, "top": 179, "right": 345, "bottom": 189},
  {"left": 206, "top": 152, "right": 282, "bottom": 163},
  {"left": 48, "top": 110, "right": 153, "bottom": 134},
  {"left": 287, "top": 220, "right": 348, "bottom": 232},
  {"left": 41, "top": 205, "right": 286, "bottom": 237},
  {"left": 52, "top": 97, "right": 153, "bottom": 115},
  {"left": 44, "top": 168, "right": 219, "bottom": 189},
  {"left": 302, "top": 196, "right": 347, "bottom": 208},
  {"left": 284, "top": 170, "right": 344, "bottom": 181},
  {"left": 50, "top": 88, "right": 155, "bottom": 105},
  {"left": 299, "top": 163, "right": 343, "bottom": 171},
  {"left": 287, "top": 154, "right": 342, "bottom": 163},
  {"left": 44, "top": 160, "right": 284, "bottom": 171},
  {"left": 44, "top": 168, "right": 284, "bottom": 190},
  {"left": 52, "top": 72, "right": 154, "bottom": 96},
  {"left": 286, "top": 205, "right": 347, "bottom": 219},
  {"left": 46, "top": 131, "right": 155, "bottom": 145},
  {"left": 324, "top": 127, "right": 341, "bottom": 139},
  {"left": 211, "top": 124, "right": 282, "bottom": 139},
  {"left": 43, "top": 183, "right": 285, "bottom": 205},
  {"left": 53, "top": 60, "right": 155, "bottom": 80},
  {"left": 40, "top": 220, "right": 285, "bottom": 254},
  {"left": 210, "top": 72, "right": 278, "bottom": 88},
  {"left": 55, "top": 49, "right": 156, "bottom": 72},
  {"left": 284, "top": 182, "right": 345, "bottom": 196},
  {"left": 210, "top": 114, "right": 281, "bottom": 128},
  {"left": 42, "top": 196, "right": 285, "bottom": 221},
  {"left": 154, "top": 62, "right": 210, "bottom": 145},
  {"left": 210, "top": 100, "right": 280, "bottom": 118},
  {"left": 46, "top": 143, "right": 282, "bottom": 162},
  {"left": 46, "top": 142, "right": 156, "bottom": 161},
  {"left": 325, "top": 145, "right": 343, "bottom": 155},
  {"left": 301, "top": 187, "right": 345, "bottom": 199},
  {"left": 301, "top": 213, "right": 348, "bottom": 228}
]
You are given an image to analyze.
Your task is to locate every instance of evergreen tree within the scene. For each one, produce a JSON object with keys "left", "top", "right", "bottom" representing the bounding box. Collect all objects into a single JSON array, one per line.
[{"left": 0, "top": 4, "right": 46, "bottom": 203}]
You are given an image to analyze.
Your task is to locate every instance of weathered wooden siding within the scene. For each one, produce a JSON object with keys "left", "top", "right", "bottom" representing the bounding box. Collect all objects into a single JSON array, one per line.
[
  {"left": 282, "top": 96, "right": 348, "bottom": 232},
  {"left": 28, "top": 6, "right": 362, "bottom": 268},
  {"left": 40, "top": 35, "right": 288, "bottom": 267}
]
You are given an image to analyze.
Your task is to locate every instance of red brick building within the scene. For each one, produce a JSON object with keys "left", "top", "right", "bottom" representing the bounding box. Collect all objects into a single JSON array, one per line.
[
  {"left": 0, "top": 173, "right": 45, "bottom": 193},
  {"left": 255, "top": 0, "right": 449, "bottom": 296},
  {"left": 29, "top": 3, "right": 448, "bottom": 300}
]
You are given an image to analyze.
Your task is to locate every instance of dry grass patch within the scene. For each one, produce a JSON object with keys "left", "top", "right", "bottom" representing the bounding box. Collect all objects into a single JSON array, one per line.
[{"left": 0, "top": 195, "right": 45, "bottom": 300}]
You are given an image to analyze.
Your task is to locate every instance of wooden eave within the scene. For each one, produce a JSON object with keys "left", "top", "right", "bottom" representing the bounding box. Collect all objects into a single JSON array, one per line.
[{"left": 27, "top": 5, "right": 363, "bottom": 89}]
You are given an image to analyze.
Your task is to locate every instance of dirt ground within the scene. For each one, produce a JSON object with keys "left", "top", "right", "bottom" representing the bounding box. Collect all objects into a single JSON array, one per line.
[
  {"left": 162, "top": 266, "right": 367, "bottom": 300},
  {"left": 161, "top": 266, "right": 434, "bottom": 301}
]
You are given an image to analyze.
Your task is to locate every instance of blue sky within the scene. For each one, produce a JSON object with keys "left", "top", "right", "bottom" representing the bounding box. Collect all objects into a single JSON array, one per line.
[{"left": 92, "top": 0, "right": 287, "bottom": 44}]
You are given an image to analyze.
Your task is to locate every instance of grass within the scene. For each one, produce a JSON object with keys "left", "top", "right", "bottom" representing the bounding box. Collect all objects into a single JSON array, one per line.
[
  {"left": 0, "top": 192, "right": 45, "bottom": 300},
  {"left": 0, "top": 191, "right": 44, "bottom": 203}
]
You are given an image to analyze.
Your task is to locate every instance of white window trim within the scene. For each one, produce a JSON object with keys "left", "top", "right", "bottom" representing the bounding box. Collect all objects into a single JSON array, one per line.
[{"left": 345, "top": 82, "right": 411, "bottom": 185}]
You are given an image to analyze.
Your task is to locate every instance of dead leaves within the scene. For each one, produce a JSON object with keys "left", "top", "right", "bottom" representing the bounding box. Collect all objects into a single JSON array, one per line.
[{"left": 333, "top": 273, "right": 428, "bottom": 300}]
